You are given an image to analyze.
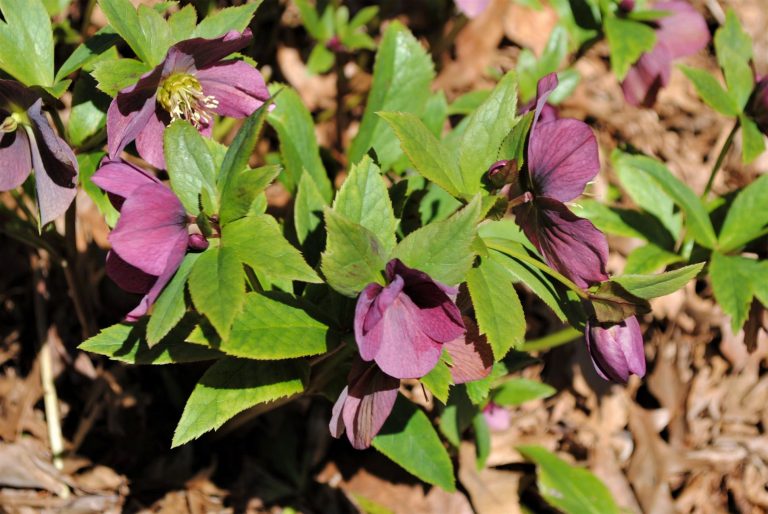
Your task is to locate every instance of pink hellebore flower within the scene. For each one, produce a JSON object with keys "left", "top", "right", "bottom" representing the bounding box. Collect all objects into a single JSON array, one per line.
[
  {"left": 92, "top": 160, "right": 207, "bottom": 321},
  {"left": 354, "top": 259, "right": 466, "bottom": 379},
  {"left": 621, "top": 1, "right": 710, "bottom": 107},
  {"left": 585, "top": 315, "right": 646, "bottom": 383},
  {"left": 107, "top": 29, "right": 269, "bottom": 169},
  {"left": 495, "top": 73, "right": 609, "bottom": 289},
  {"left": 482, "top": 402, "right": 511, "bottom": 432},
  {"left": 456, "top": 0, "right": 491, "bottom": 18},
  {"left": 0, "top": 80, "right": 78, "bottom": 225}
]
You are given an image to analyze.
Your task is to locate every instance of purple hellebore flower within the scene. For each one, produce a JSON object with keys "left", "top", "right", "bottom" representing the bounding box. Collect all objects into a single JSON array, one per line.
[
  {"left": 0, "top": 80, "right": 78, "bottom": 226},
  {"left": 500, "top": 73, "right": 609, "bottom": 288},
  {"left": 482, "top": 402, "right": 511, "bottom": 432},
  {"left": 456, "top": 0, "right": 491, "bottom": 18},
  {"left": 621, "top": 1, "right": 710, "bottom": 107},
  {"left": 329, "top": 358, "right": 399, "bottom": 450},
  {"left": 747, "top": 76, "right": 768, "bottom": 135},
  {"left": 92, "top": 159, "right": 206, "bottom": 321},
  {"left": 354, "top": 259, "right": 466, "bottom": 379},
  {"left": 585, "top": 315, "right": 646, "bottom": 383},
  {"left": 107, "top": 29, "right": 269, "bottom": 169}
]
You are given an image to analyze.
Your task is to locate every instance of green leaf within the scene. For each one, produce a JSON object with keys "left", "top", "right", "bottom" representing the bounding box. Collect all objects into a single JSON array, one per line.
[
  {"left": 466, "top": 255, "right": 525, "bottom": 360},
  {"left": 219, "top": 165, "right": 281, "bottom": 226},
  {"left": 168, "top": 4, "right": 197, "bottom": 43},
  {"left": 218, "top": 99, "right": 272, "bottom": 192},
  {"left": 307, "top": 43, "right": 335, "bottom": 74},
  {"left": 172, "top": 357, "right": 307, "bottom": 447},
  {"left": 604, "top": 16, "right": 656, "bottom": 81},
  {"left": 136, "top": 4, "right": 173, "bottom": 66},
  {"left": 498, "top": 112, "right": 533, "bottom": 166},
  {"left": 679, "top": 65, "right": 740, "bottom": 116},
  {"left": 392, "top": 197, "right": 481, "bottom": 285},
  {"left": 188, "top": 246, "right": 246, "bottom": 340},
  {"left": 709, "top": 252, "right": 768, "bottom": 331},
  {"left": 472, "top": 413, "right": 491, "bottom": 469},
  {"left": 192, "top": 3, "right": 261, "bottom": 39},
  {"left": 624, "top": 244, "right": 683, "bottom": 274},
  {"left": 90, "top": 57, "right": 151, "bottom": 97},
  {"left": 80, "top": 319, "right": 221, "bottom": 364},
  {"left": 69, "top": 75, "right": 110, "bottom": 148},
  {"left": 56, "top": 27, "right": 120, "bottom": 83},
  {"left": 617, "top": 153, "right": 717, "bottom": 248},
  {"left": 295, "top": 172, "right": 329, "bottom": 244},
  {"left": 349, "top": 21, "right": 435, "bottom": 170},
  {"left": 739, "top": 114, "right": 766, "bottom": 164},
  {"left": 378, "top": 112, "right": 464, "bottom": 196},
  {"left": 0, "top": 0, "right": 54, "bottom": 86},
  {"left": 493, "top": 378, "right": 555, "bottom": 406},
  {"left": 294, "top": 0, "right": 323, "bottom": 39},
  {"left": 612, "top": 263, "right": 704, "bottom": 299},
  {"left": 448, "top": 90, "right": 492, "bottom": 116},
  {"left": 458, "top": 72, "right": 519, "bottom": 194},
  {"left": 78, "top": 151, "right": 119, "bottom": 227},
  {"left": 164, "top": 120, "right": 218, "bottom": 215},
  {"left": 372, "top": 396, "right": 456, "bottom": 491},
  {"left": 517, "top": 445, "right": 621, "bottom": 514},
  {"left": 719, "top": 174, "right": 768, "bottom": 251},
  {"left": 321, "top": 209, "right": 387, "bottom": 297},
  {"left": 220, "top": 293, "right": 330, "bottom": 359},
  {"left": 222, "top": 214, "right": 321, "bottom": 285},
  {"left": 349, "top": 5, "right": 378, "bottom": 30},
  {"left": 334, "top": 156, "right": 398, "bottom": 254},
  {"left": 98, "top": 0, "right": 154, "bottom": 65},
  {"left": 518, "top": 26, "right": 568, "bottom": 100},
  {"left": 715, "top": 9, "right": 753, "bottom": 110},
  {"left": 266, "top": 86, "right": 332, "bottom": 198},
  {"left": 146, "top": 253, "right": 200, "bottom": 346},
  {"left": 421, "top": 351, "right": 453, "bottom": 404},
  {"left": 439, "top": 385, "right": 475, "bottom": 446}
]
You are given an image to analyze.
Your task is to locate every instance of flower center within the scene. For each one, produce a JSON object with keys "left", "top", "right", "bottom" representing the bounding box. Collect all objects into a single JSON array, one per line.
[
  {"left": 157, "top": 73, "right": 218, "bottom": 128},
  {"left": 1, "top": 111, "right": 27, "bottom": 133}
]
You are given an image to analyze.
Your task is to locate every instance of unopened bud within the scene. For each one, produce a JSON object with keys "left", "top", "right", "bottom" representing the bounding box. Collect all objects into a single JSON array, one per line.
[
  {"left": 187, "top": 233, "right": 209, "bottom": 251},
  {"left": 487, "top": 159, "right": 517, "bottom": 188},
  {"left": 326, "top": 35, "right": 343, "bottom": 53},
  {"left": 618, "top": 0, "right": 635, "bottom": 13}
]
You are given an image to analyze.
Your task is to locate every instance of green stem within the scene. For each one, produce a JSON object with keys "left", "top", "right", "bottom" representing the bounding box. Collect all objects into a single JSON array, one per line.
[
  {"left": 702, "top": 120, "right": 739, "bottom": 198},
  {"left": 484, "top": 239, "right": 589, "bottom": 300},
  {"left": 522, "top": 326, "right": 582, "bottom": 352},
  {"left": 80, "top": 0, "right": 98, "bottom": 37}
]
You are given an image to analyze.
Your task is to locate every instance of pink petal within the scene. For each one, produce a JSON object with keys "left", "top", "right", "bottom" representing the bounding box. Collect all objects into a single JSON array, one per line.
[
  {"left": 107, "top": 67, "right": 164, "bottom": 160},
  {"left": 654, "top": 1, "right": 710, "bottom": 60},
  {"left": 514, "top": 198, "right": 609, "bottom": 288},
  {"left": 621, "top": 44, "right": 672, "bottom": 107},
  {"left": 135, "top": 108, "right": 170, "bottom": 170},
  {"left": 527, "top": 118, "right": 600, "bottom": 203},
  {"left": 0, "top": 130, "right": 31, "bottom": 190},
  {"left": 585, "top": 315, "right": 646, "bottom": 383},
  {"left": 197, "top": 60, "right": 269, "bottom": 118},
  {"left": 329, "top": 386, "right": 349, "bottom": 439},
  {"left": 108, "top": 182, "right": 188, "bottom": 276},
  {"left": 91, "top": 159, "right": 159, "bottom": 208},
  {"left": 342, "top": 361, "right": 399, "bottom": 449},
  {"left": 173, "top": 29, "right": 254, "bottom": 70},
  {"left": 444, "top": 317, "right": 493, "bottom": 384},
  {"left": 456, "top": 0, "right": 491, "bottom": 18},
  {"left": 482, "top": 403, "right": 511, "bottom": 432},
  {"left": 125, "top": 248, "right": 187, "bottom": 322},
  {"left": 354, "top": 282, "right": 386, "bottom": 362}
]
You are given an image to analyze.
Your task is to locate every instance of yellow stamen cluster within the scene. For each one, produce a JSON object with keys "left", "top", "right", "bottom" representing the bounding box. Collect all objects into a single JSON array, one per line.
[{"left": 157, "top": 73, "right": 218, "bottom": 128}]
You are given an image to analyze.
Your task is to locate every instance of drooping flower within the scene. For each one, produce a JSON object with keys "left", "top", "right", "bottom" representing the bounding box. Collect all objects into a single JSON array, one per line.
[
  {"left": 585, "top": 315, "right": 646, "bottom": 383},
  {"left": 329, "top": 358, "right": 399, "bottom": 450},
  {"left": 747, "top": 76, "right": 768, "bottom": 135},
  {"left": 455, "top": 0, "right": 491, "bottom": 18},
  {"left": 107, "top": 29, "right": 269, "bottom": 169},
  {"left": 0, "top": 80, "right": 78, "bottom": 225},
  {"left": 92, "top": 160, "right": 207, "bottom": 321},
  {"left": 496, "top": 73, "right": 609, "bottom": 288},
  {"left": 354, "top": 259, "right": 466, "bottom": 379},
  {"left": 621, "top": 1, "right": 710, "bottom": 107}
]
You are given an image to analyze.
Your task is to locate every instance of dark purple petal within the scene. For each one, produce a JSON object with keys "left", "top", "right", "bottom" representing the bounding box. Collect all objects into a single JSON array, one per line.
[
  {"left": 514, "top": 198, "right": 609, "bottom": 288},
  {"left": 105, "top": 251, "right": 155, "bottom": 294},
  {"left": 527, "top": 118, "right": 599, "bottom": 203},
  {"left": 341, "top": 361, "right": 399, "bottom": 449},
  {"left": 135, "top": 108, "right": 171, "bottom": 170},
  {"left": 531, "top": 73, "right": 559, "bottom": 131},
  {"left": 107, "top": 66, "right": 164, "bottom": 160},
  {"left": 456, "top": 0, "right": 491, "bottom": 18},
  {"left": 173, "top": 29, "right": 253, "bottom": 70},
  {"left": 125, "top": 249, "right": 186, "bottom": 322},
  {"left": 748, "top": 77, "right": 768, "bottom": 134},
  {"left": 585, "top": 315, "right": 646, "bottom": 383},
  {"left": 654, "top": 1, "right": 710, "bottom": 60},
  {"left": 108, "top": 182, "right": 188, "bottom": 277},
  {"left": 197, "top": 60, "right": 269, "bottom": 118},
  {"left": 0, "top": 79, "right": 38, "bottom": 111},
  {"left": 91, "top": 159, "right": 159, "bottom": 209},
  {"left": 26, "top": 100, "right": 78, "bottom": 225},
  {"left": 0, "top": 129, "right": 31, "bottom": 190},
  {"left": 444, "top": 317, "right": 493, "bottom": 384},
  {"left": 621, "top": 44, "right": 672, "bottom": 107}
]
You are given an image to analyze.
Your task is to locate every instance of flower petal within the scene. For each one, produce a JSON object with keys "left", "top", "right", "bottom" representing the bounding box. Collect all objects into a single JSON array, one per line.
[
  {"left": 135, "top": 108, "right": 171, "bottom": 170},
  {"left": 456, "top": 0, "right": 491, "bottom": 18},
  {"left": 173, "top": 29, "right": 253, "bottom": 70},
  {"left": 342, "top": 361, "right": 399, "bottom": 450},
  {"left": 329, "top": 386, "right": 349, "bottom": 439},
  {"left": 482, "top": 403, "right": 511, "bottom": 432},
  {"left": 444, "top": 317, "right": 494, "bottom": 384},
  {"left": 125, "top": 244, "right": 187, "bottom": 322},
  {"left": 0, "top": 79, "right": 38, "bottom": 110},
  {"left": 527, "top": 118, "right": 599, "bottom": 202},
  {"left": 105, "top": 250, "right": 156, "bottom": 294},
  {"left": 91, "top": 159, "right": 159, "bottom": 209},
  {"left": 585, "top": 315, "right": 646, "bottom": 383},
  {"left": 0, "top": 130, "right": 31, "bottom": 191},
  {"left": 107, "top": 66, "right": 163, "bottom": 160},
  {"left": 654, "top": 1, "right": 710, "bottom": 60},
  {"left": 621, "top": 44, "right": 672, "bottom": 107},
  {"left": 531, "top": 73, "right": 559, "bottom": 132},
  {"left": 354, "top": 282, "right": 386, "bottom": 362},
  {"left": 197, "top": 60, "right": 269, "bottom": 118},
  {"left": 108, "top": 182, "right": 188, "bottom": 276},
  {"left": 514, "top": 198, "right": 609, "bottom": 288}
]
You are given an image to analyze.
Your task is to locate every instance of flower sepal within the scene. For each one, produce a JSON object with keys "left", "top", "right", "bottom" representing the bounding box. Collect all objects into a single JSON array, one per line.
[{"left": 587, "top": 280, "right": 651, "bottom": 324}]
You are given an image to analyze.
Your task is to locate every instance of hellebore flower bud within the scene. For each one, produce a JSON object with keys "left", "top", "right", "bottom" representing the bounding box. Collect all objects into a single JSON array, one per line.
[
  {"left": 747, "top": 77, "right": 768, "bottom": 135},
  {"left": 585, "top": 315, "right": 646, "bottom": 383},
  {"left": 187, "top": 233, "right": 210, "bottom": 252},
  {"left": 618, "top": 0, "right": 635, "bottom": 13},
  {"left": 482, "top": 402, "right": 511, "bottom": 432}
]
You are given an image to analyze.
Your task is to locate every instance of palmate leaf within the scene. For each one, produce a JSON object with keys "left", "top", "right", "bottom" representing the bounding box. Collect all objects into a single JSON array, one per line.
[
  {"left": 164, "top": 120, "right": 218, "bottom": 215},
  {"left": 709, "top": 252, "right": 768, "bottom": 332},
  {"left": 604, "top": 15, "right": 656, "bottom": 81},
  {"left": 0, "top": 0, "right": 55, "bottom": 87}
]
